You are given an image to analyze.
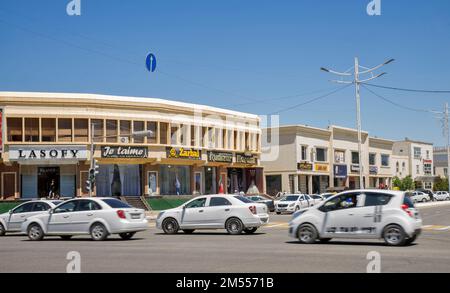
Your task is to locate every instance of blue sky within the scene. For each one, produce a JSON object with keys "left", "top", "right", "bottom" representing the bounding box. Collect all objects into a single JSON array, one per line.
[{"left": 1, "top": 0, "right": 450, "bottom": 145}]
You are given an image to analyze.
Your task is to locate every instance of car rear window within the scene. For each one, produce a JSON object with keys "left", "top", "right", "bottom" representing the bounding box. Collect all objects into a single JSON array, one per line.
[
  {"left": 234, "top": 196, "right": 252, "bottom": 203},
  {"left": 101, "top": 198, "right": 131, "bottom": 208},
  {"left": 403, "top": 194, "right": 415, "bottom": 208}
]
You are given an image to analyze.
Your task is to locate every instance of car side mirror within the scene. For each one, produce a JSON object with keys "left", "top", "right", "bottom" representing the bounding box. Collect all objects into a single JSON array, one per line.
[
  {"left": 8, "top": 210, "right": 13, "bottom": 214},
  {"left": 182, "top": 205, "right": 186, "bottom": 210},
  {"left": 49, "top": 209, "right": 54, "bottom": 214}
]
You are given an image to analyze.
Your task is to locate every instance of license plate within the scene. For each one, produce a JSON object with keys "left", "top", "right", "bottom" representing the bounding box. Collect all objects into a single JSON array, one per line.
[{"left": 131, "top": 214, "right": 141, "bottom": 219}]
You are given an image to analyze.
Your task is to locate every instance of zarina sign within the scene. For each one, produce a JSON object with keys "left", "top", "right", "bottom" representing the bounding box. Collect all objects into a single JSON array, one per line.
[
  {"left": 167, "top": 147, "right": 201, "bottom": 160},
  {"left": 207, "top": 151, "right": 233, "bottom": 163},
  {"left": 101, "top": 146, "right": 148, "bottom": 158},
  {"left": 9, "top": 146, "right": 87, "bottom": 161}
]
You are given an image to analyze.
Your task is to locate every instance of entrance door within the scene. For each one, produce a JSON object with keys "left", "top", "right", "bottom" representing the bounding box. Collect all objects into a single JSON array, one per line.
[
  {"left": 2, "top": 172, "right": 16, "bottom": 200},
  {"left": 38, "top": 167, "right": 60, "bottom": 198}
]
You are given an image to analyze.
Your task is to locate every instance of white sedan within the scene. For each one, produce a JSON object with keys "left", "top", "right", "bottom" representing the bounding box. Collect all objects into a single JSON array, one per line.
[
  {"left": 0, "top": 200, "right": 62, "bottom": 236},
  {"left": 21, "top": 198, "right": 148, "bottom": 241},
  {"left": 434, "top": 191, "right": 450, "bottom": 201},
  {"left": 275, "top": 194, "right": 314, "bottom": 214},
  {"left": 156, "top": 194, "right": 269, "bottom": 235},
  {"left": 409, "top": 191, "right": 430, "bottom": 203}
]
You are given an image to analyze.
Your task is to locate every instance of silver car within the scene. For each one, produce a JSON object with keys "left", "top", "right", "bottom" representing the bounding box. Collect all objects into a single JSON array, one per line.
[
  {"left": 21, "top": 198, "right": 148, "bottom": 241},
  {"left": 0, "top": 200, "right": 62, "bottom": 236}
]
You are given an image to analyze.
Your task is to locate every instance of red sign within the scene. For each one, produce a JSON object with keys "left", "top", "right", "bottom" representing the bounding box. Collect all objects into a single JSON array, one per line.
[{"left": 423, "top": 159, "right": 432, "bottom": 164}]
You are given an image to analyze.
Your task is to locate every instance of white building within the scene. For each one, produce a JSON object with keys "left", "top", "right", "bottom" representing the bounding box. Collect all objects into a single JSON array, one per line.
[
  {"left": 393, "top": 139, "right": 436, "bottom": 189},
  {"left": 433, "top": 147, "right": 448, "bottom": 179}
]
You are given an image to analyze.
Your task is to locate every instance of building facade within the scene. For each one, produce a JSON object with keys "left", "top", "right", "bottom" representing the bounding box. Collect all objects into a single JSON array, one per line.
[
  {"left": 0, "top": 92, "right": 263, "bottom": 200},
  {"left": 262, "top": 125, "right": 394, "bottom": 196},
  {"left": 433, "top": 147, "right": 448, "bottom": 179},
  {"left": 393, "top": 139, "right": 436, "bottom": 189}
]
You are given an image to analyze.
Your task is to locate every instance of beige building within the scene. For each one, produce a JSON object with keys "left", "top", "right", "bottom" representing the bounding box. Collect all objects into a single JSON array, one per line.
[
  {"left": 433, "top": 147, "right": 448, "bottom": 179},
  {"left": 0, "top": 92, "right": 263, "bottom": 200}
]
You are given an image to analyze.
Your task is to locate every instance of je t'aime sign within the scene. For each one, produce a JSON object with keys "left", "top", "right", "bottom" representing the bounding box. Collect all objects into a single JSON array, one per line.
[{"left": 101, "top": 146, "right": 148, "bottom": 158}]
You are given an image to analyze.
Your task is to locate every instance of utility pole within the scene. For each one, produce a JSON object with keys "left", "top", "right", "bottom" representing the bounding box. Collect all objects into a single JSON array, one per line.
[
  {"left": 89, "top": 123, "right": 94, "bottom": 197},
  {"left": 321, "top": 58, "right": 394, "bottom": 189},
  {"left": 445, "top": 103, "right": 450, "bottom": 194}
]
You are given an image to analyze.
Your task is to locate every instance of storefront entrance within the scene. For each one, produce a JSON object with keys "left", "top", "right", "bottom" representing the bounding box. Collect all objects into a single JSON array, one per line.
[
  {"left": 227, "top": 168, "right": 263, "bottom": 194},
  {"left": 96, "top": 164, "right": 142, "bottom": 197},
  {"left": 38, "top": 167, "right": 60, "bottom": 198}
]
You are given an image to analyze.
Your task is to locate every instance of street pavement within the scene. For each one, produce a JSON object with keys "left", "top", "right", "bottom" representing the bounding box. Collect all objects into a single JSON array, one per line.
[{"left": 1, "top": 203, "right": 450, "bottom": 273}]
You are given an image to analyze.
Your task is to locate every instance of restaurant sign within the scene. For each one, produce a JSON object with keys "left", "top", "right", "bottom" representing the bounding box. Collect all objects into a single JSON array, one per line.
[
  {"left": 314, "top": 163, "right": 329, "bottom": 172},
  {"left": 297, "top": 162, "right": 313, "bottom": 171},
  {"left": 207, "top": 151, "right": 233, "bottom": 163},
  {"left": 101, "top": 146, "right": 148, "bottom": 158},
  {"left": 167, "top": 147, "right": 201, "bottom": 160},
  {"left": 236, "top": 153, "right": 257, "bottom": 165}
]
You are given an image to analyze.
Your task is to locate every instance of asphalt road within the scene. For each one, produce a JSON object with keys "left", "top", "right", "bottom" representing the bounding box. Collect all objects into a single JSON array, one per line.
[{"left": 1, "top": 203, "right": 450, "bottom": 273}]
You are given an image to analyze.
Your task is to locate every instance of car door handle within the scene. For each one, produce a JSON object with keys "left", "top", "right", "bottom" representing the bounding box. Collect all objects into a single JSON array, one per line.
[
  {"left": 63, "top": 215, "right": 70, "bottom": 218},
  {"left": 348, "top": 213, "right": 354, "bottom": 216},
  {"left": 199, "top": 210, "right": 204, "bottom": 213},
  {"left": 364, "top": 214, "right": 373, "bottom": 217},
  {"left": 20, "top": 215, "right": 26, "bottom": 218},
  {"left": 87, "top": 213, "right": 94, "bottom": 216},
  {"left": 225, "top": 209, "right": 230, "bottom": 211}
]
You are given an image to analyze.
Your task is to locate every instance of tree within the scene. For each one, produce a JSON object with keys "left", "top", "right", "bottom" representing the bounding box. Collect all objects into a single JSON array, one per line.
[
  {"left": 434, "top": 178, "right": 448, "bottom": 191},
  {"left": 392, "top": 176, "right": 415, "bottom": 191}
]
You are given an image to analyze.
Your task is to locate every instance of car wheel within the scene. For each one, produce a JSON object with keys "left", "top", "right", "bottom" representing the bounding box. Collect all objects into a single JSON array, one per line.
[
  {"left": 0, "top": 223, "right": 5, "bottom": 236},
  {"left": 28, "top": 223, "right": 44, "bottom": 241},
  {"left": 119, "top": 232, "right": 136, "bottom": 240},
  {"left": 162, "top": 218, "right": 179, "bottom": 234},
  {"left": 422, "top": 198, "right": 427, "bottom": 203},
  {"left": 226, "top": 218, "right": 244, "bottom": 235},
  {"left": 182, "top": 229, "right": 195, "bottom": 234},
  {"left": 276, "top": 212, "right": 281, "bottom": 215},
  {"left": 383, "top": 224, "right": 407, "bottom": 246},
  {"left": 243, "top": 227, "right": 258, "bottom": 234},
  {"left": 405, "top": 235, "right": 417, "bottom": 245},
  {"left": 319, "top": 238, "right": 332, "bottom": 243},
  {"left": 297, "top": 224, "right": 318, "bottom": 244},
  {"left": 60, "top": 235, "right": 72, "bottom": 240},
  {"left": 90, "top": 223, "right": 108, "bottom": 241}
]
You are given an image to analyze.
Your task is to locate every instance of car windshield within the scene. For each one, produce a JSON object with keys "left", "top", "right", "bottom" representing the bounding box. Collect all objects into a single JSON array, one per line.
[
  {"left": 101, "top": 199, "right": 131, "bottom": 208},
  {"left": 249, "top": 196, "right": 261, "bottom": 201},
  {"left": 234, "top": 196, "right": 252, "bottom": 203},
  {"left": 281, "top": 195, "right": 299, "bottom": 201}
]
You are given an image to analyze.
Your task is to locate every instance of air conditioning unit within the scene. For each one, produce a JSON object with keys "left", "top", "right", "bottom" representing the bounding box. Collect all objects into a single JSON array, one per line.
[{"left": 119, "top": 137, "right": 129, "bottom": 144}]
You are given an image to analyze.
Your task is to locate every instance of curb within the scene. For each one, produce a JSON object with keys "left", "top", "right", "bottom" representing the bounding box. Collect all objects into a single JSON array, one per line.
[{"left": 415, "top": 201, "right": 450, "bottom": 209}]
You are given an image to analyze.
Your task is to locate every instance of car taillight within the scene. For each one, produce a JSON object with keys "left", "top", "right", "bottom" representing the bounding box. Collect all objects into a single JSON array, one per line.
[
  {"left": 117, "top": 210, "right": 126, "bottom": 219},
  {"left": 401, "top": 204, "right": 413, "bottom": 218},
  {"left": 249, "top": 205, "right": 257, "bottom": 215}
]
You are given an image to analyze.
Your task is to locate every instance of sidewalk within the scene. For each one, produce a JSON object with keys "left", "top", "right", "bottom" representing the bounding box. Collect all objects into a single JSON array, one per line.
[{"left": 415, "top": 200, "right": 450, "bottom": 209}]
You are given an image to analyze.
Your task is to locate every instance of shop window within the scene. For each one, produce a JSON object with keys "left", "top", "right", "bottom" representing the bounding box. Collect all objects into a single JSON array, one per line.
[
  {"left": 7, "top": 117, "right": 23, "bottom": 142},
  {"left": 171, "top": 124, "right": 179, "bottom": 145},
  {"left": 414, "top": 147, "right": 421, "bottom": 159},
  {"left": 91, "top": 119, "right": 104, "bottom": 142},
  {"left": 133, "top": 121, "right": 145, "bottom": 143},
  {"left": 41, "top": 118, "right": 56, "bottom": 142},
  {"left": 74, "top": 119, "right": 88, "bottom": 142},
  {"left": 265, "top": 175, "right": 281, "bottom": 197},
  {"left": 334, "top": 150, "right": 345, "bottom": 163},
  {"left": 25, "top": 118, "right": 40, "bottom": 142},
  {"left": 204, "top": 167, "right": 217, "bottom": 194},
  {"left": 160, "top": 165, "right": 191, "bottom": 195},
  {"left": 147, "top": 121, "right": 157, "bottom": 144},
  {"left": 369, "top": 153, "right": 376, "bottom": 166},
  {"left": 159, "top": 122, "right": 168, "bottom": 144},
  {"left": 106, "top": 120, "right": 118, "bottom": 143},
  {"left": 58, "top": 118, "right": 73, "bottom": 142},
  {"left": 120, "top": 120, "right": 131, "bottom": 141}
]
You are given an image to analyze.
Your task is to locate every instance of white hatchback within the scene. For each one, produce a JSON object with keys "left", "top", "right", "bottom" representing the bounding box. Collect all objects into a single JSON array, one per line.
[
  {"left": 288, "top": 190, "right": 422, "bottom": 246},
  {"left": 0, "top": 200, "right": 62, "bottom": 236},
  {"left": 156, "top": 194, "right": 269, "bottom": 235},
  {"left": 21, "top": 198, "right": 148, "bottom": 241},
  {"left": 434, "top": 191, "right": 450, "bottom": 201}
]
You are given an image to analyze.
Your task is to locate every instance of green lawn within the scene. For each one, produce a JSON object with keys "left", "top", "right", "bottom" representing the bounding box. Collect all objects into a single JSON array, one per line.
[
  {"left": 0, "top": 202, "right": 20, "bottom": 214},
  {"left": 146, "top": 197, "right": 190, "bottom": 211}
]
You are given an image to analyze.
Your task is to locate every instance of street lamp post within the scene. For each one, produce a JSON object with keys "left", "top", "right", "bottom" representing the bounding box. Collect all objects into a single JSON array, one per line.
[{"left": 321, "top": 58, "right": 394, "bottom": 189}]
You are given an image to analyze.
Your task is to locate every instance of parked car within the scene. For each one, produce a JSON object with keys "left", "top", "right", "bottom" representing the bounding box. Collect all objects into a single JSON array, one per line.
[
  {"left": 434, "top": 191, "right": 450, "bottom": 201},
  {"left": 288, "top": 190, "right": 422, "bottom": 246},
  {"left": 156, "top": 194, "right": 269, "bottom": 235},
  {"left": 21, "top": 198, "right": 148, "bottom": 241},
  {"left": 0, "top": 200, "right": 62, "bottom": 236},
  {"left": 416, "top": 189, "right": 435, "bottom": 201},
  {"left": 275, "top": 194, "right": 314, "bottom": 214},
  {"left": 246, "top": 195, "right": 275, "bottom": 212},
  {"left": 408, "top": 191, "right": 430, "bottom": 203},
  {"left": 309, "top": 194, "right": 325, "bottom": 205},
  {"left": 320, "top": 193, "right": 336, "bottom": 199}
]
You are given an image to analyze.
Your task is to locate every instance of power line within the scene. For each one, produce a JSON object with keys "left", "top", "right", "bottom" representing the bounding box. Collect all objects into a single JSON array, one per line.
[
  {"left": 361, "top": 84, "right": 431, "bottom": 113},
  {"left": 269, "top": 84, "right": 352, "bottom": 115},
  {"left": 363, "top": 83, "right": 450, "bottom": 94}
]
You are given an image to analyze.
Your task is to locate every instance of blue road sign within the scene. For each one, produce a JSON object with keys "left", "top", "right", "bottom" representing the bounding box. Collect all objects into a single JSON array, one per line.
[{"left": 146, "top": 53, "right": 157, "bottom": 72}]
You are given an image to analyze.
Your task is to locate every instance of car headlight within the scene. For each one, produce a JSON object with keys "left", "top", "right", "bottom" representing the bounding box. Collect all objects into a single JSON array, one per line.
[{"left": 289, "top": 203, "right": 295, "bottom": 207}]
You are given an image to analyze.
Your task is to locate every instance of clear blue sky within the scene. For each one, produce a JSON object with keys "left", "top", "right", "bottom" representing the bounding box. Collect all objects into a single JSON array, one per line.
[{"left": 1, "top": 0, "right": 450, "bottom": 145}]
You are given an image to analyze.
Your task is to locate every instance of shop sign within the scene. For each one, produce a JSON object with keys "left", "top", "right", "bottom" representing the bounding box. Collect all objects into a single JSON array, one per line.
[
  {"left": 101, "top": 146, "right": 148, "bottom": 158},
  {"left": 167, "top": 147, "right": 201, "bottom": 160},
  {"left": 207, "top": 151, "right": 233, "bottom": 163},
  {"left": 236, "top": 153, "right": 257, "bottom": 165},
  {"left": 423, "top": 159, "right": 432, "bottom": 164},
  {"left": 297, "top": 162, "right": 313, "bottom": 171},
  {"left": 369, "top": 166, "right": 378, "bottom": 174},
  {"left": 9, "top": 145, "right": 88, "bottom": 161},
  {"left": 0, "top": 109, "right": 2, "bottom": 153},
  {"left": 350, "top": 164, "right": 360, "bottom": 173},
  {"left": 334, "top": 164, "right": 347, "bottom": 178},
  {"left": 314, "top": 163, "right": 329, "bottom": 172}
]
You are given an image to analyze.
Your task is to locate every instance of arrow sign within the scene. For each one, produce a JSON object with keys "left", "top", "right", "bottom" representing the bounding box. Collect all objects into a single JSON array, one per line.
[{"left": 145, "top": 53, "right": 157, "bottom": 72}]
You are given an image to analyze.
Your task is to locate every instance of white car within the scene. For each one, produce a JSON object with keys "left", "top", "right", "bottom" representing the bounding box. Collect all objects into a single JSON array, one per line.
[
  {"left": 309, "top": 194, "right": 325, "bottom": 205},
  {"left": 0, "top": 200, "right": 62, "bottom": 236},
  {"left": 288, "top": 190, "right": 422, "bottom": 246},
  {"left": 409, "top": 191, "right": 430, "bottom": 203},
  {"left": 434, "top": 191, "right": 450, "bottom": 201},
  {"left": 275, "top": 194, "right": 314, "bottom": 214},
  {"left": 21, "top": 198, "right": 148, "bottom": 241},
  {"left": 156, "top": 194, "right": 269, "bottom": 235}
]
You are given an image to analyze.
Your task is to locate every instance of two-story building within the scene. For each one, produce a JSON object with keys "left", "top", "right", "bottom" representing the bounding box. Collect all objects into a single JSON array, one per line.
[{"left": 0, "top": 92, "right": 263, "bottom": 200}]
